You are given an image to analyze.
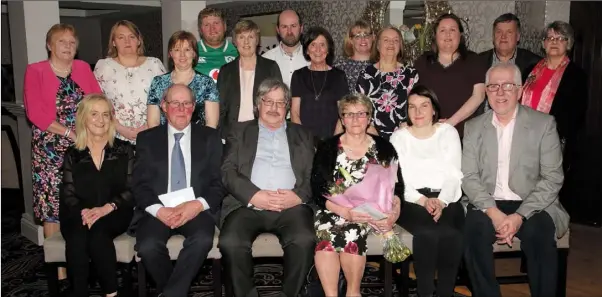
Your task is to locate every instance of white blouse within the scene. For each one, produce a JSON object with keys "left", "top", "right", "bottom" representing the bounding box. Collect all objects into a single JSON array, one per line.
[
  {"left": 94, "top": 57, "right": 166, "bottom": 142},
  {"left": 389, "top": 123, "right": 463, "bottom": 204}
]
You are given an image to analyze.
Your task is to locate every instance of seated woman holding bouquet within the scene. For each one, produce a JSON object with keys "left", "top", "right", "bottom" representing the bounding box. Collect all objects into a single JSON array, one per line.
[
  {"left": 389, "top": 85, "right": 464, "bottom": 297},
  {"left": 60, "top": 93, "right": 135, "bottom": 297},
  {"left": 311, "top": 93, "right": 409, "bottom": 297}
]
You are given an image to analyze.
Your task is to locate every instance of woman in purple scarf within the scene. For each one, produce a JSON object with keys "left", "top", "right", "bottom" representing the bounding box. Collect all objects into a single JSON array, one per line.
[{"left": 311, "top": 93, "right": 405, "bottom": 297}]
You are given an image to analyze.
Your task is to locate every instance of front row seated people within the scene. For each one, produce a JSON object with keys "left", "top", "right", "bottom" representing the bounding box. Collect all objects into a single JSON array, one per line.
[
  {"left": 133, "top": 84, "right": 224, "bottom": 297},
  {"left": 462, "top": 63, "right": 569, "bottom": 297},
  {"left": 60, "top": 94, "right": 135, "bottom": 297},
  {"left": 311, "top": 93, "right": 403, "bottom": 297},
  {"left": 219, "top": 78, "right": 317, "bottom": 297}
]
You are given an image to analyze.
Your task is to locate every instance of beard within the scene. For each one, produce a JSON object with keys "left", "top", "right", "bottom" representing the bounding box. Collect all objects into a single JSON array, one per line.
[
  {"left": 203, "top": 33, "right": 225, "bottom": 46},
  {"left": 280, "top": 33, "right": 300, "bottom": 47}
]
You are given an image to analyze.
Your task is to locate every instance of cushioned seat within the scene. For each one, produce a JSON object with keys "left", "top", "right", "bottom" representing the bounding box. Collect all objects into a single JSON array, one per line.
[{"left": 43, "top": 231, "right": 136, "bottom": 263}]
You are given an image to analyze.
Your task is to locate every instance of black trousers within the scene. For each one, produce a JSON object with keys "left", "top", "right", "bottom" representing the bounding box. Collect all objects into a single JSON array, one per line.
[
  {"left": 463, "top": 201, "right": 558, "bottom": 297},
  {"left": 219, "top": 205, "right": 316, "bottom": 297},
  {"left": 61, "top": 208, "right": 133, "bottom": 297},
  {"left": 396, "top": 201, "right": 465, "bottom": 297},
  {"left": 136, "top": 212, "right": 215, "bottom": 297}
]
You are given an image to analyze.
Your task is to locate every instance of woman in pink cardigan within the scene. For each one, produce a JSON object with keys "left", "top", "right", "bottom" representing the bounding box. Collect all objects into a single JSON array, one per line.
[{"left": 23, "top": 24, "right": 101, "bottom": 241}]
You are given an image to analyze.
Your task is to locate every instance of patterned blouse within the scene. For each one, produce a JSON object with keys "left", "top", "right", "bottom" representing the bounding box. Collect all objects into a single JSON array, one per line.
[
  {"left": 356, "top": 64, "right": 419, "bottom": 140},
  {"left": 147, "top": 71, "right": 219, "bottom": 125},
  {"left": 334, "top": 58, "right": 372, "bottom": 93},
  {"left": 94, "top": 57, "right": 165, "bottom": 142}
]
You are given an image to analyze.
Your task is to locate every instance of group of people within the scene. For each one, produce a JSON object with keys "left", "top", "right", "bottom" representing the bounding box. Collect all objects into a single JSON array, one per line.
[{"left": 22, "top": 5, "right": 583, "bottom": 297}]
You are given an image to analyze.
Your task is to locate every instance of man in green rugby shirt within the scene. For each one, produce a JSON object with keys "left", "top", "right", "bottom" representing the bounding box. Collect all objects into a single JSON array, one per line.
[{"left": 196, "top": 7, "right": 238, "bottom": 82}]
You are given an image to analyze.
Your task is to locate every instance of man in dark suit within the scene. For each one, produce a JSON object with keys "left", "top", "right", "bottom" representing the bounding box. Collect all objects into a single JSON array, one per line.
[
  {"left": 133, "top": 84, "right": 223, "bottom": 297},
  {"left": 220, "top": 78, "right": 316, "bottom": 297}
]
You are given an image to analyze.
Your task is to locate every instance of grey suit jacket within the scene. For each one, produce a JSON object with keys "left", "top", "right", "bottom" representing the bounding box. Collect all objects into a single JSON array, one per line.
[
  {"left": 219, "top": 120, "right": 315, "bottom": 227},
  {"left": 462, "top": 105, "right": 569, "bottom": 237}
]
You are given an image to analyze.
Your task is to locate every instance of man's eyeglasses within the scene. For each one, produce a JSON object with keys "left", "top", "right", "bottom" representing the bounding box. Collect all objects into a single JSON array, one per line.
[
  {"left": 485, "top": 83, "right": 520, "bottom": 92},
  {"left": 543, "top": 36, "right": 568, "bottom": 43},
  {"left": 261, "top": 98, "right": 287, "bottom": 108},
  {"left": 342, "top": 111, "right": 369, "bottom": 119},
  {"left": 166, "top": 101, "right": 194, "bottom": 108},
  {"left": 352, "top": 33, "right": 372, "bottom": 40}
]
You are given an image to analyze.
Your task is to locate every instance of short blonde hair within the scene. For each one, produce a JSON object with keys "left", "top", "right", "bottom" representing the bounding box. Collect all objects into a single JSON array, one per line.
[
  {"left": 74, "top": 94, "right": 116, "bottom": 150},
  {"left": 45, "top": 24, "right": 78, "bottom": 56},
  {"left": 232, "top": 20, "right": 261, "bottom": 43},
  {"left": 337, "top": 93, "right": 374, "bottom": 118},
  {"left": 107, "top": 20, "right": 145, "bottom": 58},
  {"left": 372, "top": 25, "right": 404, "bottom": 63},
  {"left": 343, "top": 20, "right": 372, "bottom": 58}
]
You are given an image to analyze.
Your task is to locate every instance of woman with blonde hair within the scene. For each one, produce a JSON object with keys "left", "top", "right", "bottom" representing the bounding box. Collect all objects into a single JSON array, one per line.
[
  {"left": 352, "top": 25, "right": 419, "bottom": 140},
  {"left": 334, "top": 20, "right": 374, "bottom": 93},
  {"left": 94, "top": 20, "right": 165, "bottom": 143},
  {"left": 23, "top": 25, "right": 101, "bottom": 278},
  {"left": 60, "top": 93, "right": 135, "bottom": 297}
]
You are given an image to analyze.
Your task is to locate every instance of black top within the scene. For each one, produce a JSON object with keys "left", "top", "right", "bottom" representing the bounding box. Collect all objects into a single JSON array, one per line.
[
  {"left": 311, "top": 133, "right": 405, "bottom": 209},
  {"left": 291, "top": 66, "right": 349, "bottom": 140},
  {"left": 59, "top": 139, "right": 135, "bottom": 221},
  {"left": 478, "top": 48, "right": 541, "bottom": 83}
]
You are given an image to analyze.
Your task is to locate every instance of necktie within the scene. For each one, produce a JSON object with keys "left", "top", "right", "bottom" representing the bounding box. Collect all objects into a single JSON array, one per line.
[{"left": 171, "top": 132, "right": 186, "bottom": 192}]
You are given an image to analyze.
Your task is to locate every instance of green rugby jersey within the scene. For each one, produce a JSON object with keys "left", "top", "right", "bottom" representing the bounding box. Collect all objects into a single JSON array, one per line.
[{"left": 194, "top": 39, "right": 238, "bottom": 82}]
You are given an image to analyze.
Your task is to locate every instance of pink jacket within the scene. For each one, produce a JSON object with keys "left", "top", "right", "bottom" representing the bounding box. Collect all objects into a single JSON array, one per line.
[{"left": 23, "top": 59, "right": 102, "bottom": 130}]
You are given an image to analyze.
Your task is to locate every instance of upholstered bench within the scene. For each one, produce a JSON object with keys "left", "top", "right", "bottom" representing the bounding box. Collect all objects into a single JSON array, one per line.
[
  {"left": 490, "top": 230, "right": 570, "bottom": 297},
  {"left": 135, "top": 228, "right": 222, "bottom": 297},
  {"left": 43, "top": 232, "right": 136, "bottom": 297}
]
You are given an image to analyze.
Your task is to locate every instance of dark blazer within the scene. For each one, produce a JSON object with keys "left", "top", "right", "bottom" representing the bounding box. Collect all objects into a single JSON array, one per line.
[
  {"left": 220, "top": 120, "right": 315, "bottom": 227},
  {"left": 132, "top": 124, "right": 224, "bottom": 218},
  {"left": 217, "top": 56, "right": 282, "bottom": 137},
  {"left": 311, "top": 134, "right": 406, "bottom": 209},
  {"left": 479, "top": 48, "right": 541, "bottom": 82}
]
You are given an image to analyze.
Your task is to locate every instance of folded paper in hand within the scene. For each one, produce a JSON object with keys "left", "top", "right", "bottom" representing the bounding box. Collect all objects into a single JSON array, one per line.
[
  {"left": 352, "top": 203, "right": 388, "bottom": 220},
  {"left": 158, "top": 187, "right": 195, "bottom": 208}
]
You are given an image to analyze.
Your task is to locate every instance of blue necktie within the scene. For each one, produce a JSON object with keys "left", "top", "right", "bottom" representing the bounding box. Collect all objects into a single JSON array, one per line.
[{"left": 171, "top": 132, "right": 186, "bottom": 192}]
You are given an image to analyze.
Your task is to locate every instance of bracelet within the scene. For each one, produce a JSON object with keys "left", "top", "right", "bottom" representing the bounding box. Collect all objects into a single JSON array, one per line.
[{"left": 64, "top": 128, "right": 71, "bottom": 138}]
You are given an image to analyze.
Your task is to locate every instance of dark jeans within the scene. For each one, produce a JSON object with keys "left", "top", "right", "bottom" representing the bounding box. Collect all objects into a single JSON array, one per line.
[
  {"left": 136, "top": 212, "right": 215, "bottom": 297},
  {"left": 463, "top": 201, "right": 557, "bottom": 297},
  {"left": 61, "top": 208, "right": 132, "bottom": 297},
  {"left": 396, "top": 199, "right": 465, "bottom": 297},
  {"left": 219, "top": 205, "right": 316, "bottom": 297}
]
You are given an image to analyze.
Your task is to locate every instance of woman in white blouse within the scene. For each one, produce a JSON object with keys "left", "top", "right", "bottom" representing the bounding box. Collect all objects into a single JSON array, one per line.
[
  {"left": 94, "top": 20, "right": 165, "bottom": 143},
  {"left": 389, "top": 85, "right": 464, "bottom": 297}
]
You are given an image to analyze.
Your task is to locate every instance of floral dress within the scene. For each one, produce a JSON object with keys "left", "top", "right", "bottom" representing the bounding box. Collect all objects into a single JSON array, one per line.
[
  {"left": 334, "top": 58, "right": 372, "bottom": 93},
  {"left": 314, "top": 140, "right": 379, "bottom": 256},
  {"left": 356, "top": 64, "right": 419, "bottom": 140},
  {"left": 94, "top": 57, "right": 165, "bottom": 143},
  {"left": 147, "top": 71, "right": 219, "bottom": 126},
  {"left": 32, "top": 75, "right": 83, "bottom": 223}
]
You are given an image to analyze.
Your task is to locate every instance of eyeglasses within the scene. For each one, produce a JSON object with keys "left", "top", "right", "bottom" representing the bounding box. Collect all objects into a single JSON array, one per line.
[
  {"left": 342, "top": 112, "right": 369, "bottom": 119},
  {"left": 486, "top": 83, "right": 520, "bottom": 92},
  {"left": 261, "top": 98, "right": 287, "bottom": 108},
  {"left": 352, "top": 33, "right": 372, "bottom": 40},
  {"left": 543, "top": 36, "right": 568, "bottom": 43},
  {"left": 166, "top": 100, "right": 194, "bottom": 108}
]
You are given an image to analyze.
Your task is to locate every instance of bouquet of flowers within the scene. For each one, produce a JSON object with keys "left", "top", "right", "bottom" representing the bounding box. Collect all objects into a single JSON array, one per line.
[{"left": 327, "top": 161, "right": 411, "bottom": 263}]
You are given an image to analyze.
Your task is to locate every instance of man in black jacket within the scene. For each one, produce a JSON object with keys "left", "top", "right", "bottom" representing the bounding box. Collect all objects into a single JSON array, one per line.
[{"left": 479, "top": 13, "right": 541, "bottom": 112}]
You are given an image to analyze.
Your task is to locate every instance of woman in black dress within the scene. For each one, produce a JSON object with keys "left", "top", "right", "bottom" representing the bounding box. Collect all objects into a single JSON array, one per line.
[
  {"left": 60, "top": 93, "right": 134, "bottom": 297},
  {"left": 290, "top": 26, "right": 349, "bottom": 141}
]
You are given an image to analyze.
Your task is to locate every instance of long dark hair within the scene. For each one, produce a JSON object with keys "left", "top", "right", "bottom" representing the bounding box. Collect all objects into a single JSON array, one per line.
[{"left": 426, "top": 13, "right": 469, "bottom": 63}]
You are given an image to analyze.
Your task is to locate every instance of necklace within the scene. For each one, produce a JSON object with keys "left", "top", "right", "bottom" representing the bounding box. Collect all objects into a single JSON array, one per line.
[
  {"left": 50, "top": 61, "right": 71, "bottom": 74},
  {"left": 309, "top": 66, "right": 328, "bottom": 101},
  {"left": 343, "top": 134, "right": 369, "bottom": 153}
]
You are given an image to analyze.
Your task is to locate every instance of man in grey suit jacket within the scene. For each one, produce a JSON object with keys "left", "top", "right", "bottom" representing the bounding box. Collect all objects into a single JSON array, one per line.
[
  {"left": 219, "top": 78, "right": 316, "bottom": 297},
  {"left": 462, "top": 63, "right": 569, "bottom": 297}
]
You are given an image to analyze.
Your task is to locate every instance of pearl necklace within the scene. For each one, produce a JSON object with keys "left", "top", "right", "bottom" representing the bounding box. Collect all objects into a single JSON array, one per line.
[{"left": 50, "top": 61, "right": 71, "bottom": 74}]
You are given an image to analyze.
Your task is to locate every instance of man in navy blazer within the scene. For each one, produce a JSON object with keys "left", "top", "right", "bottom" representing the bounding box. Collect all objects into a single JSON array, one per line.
[{"left": 133, "top": 84, "right": 224, "bottom": 297}]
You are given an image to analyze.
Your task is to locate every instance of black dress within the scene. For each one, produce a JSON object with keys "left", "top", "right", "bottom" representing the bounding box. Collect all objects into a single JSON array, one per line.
[
  {"left": 291, "top": 66, "right": 349, "bottom": 140},
  {"left": 59, "top": 139, "right": 134, "bottom": 296}
]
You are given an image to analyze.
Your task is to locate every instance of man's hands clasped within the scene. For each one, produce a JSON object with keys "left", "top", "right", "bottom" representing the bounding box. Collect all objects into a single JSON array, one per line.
[
  {"left": 157, "top": 200, "right": 204, "bottom": 229},
  {"left": 486, "top": 207, "right": 523, "bottom": 247},
  {"left": 249, "top": 189, "right": 302, "bottom": 212}
]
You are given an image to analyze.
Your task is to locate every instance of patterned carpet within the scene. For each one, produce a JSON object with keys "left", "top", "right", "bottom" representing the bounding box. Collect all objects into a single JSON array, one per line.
[{"left": 1, "top": 190, "right": 468, "bottom": 297}]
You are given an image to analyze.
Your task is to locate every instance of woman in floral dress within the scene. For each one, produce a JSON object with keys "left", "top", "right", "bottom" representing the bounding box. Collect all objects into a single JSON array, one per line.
[
  {"left": 355, "top": 25, "right": 419, "bottom": 140},
  {"left": 94, "top": 20, "right": 165, "bottom": 144},
  {"left": 311, "top": 93, "right": 404, "bottom": 297},
  {"left": 23, "top": 24, "right": 102, "bottom": 278}
]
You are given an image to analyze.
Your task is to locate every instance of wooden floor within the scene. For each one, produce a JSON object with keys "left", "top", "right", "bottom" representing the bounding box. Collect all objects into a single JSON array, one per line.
[{"left": 453, "top": 223, "right": 602, "bottom": 297}]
